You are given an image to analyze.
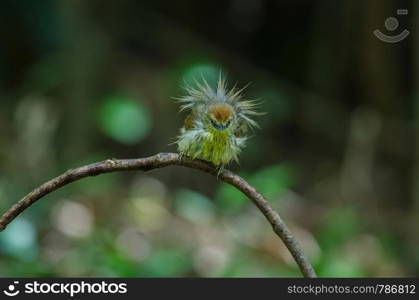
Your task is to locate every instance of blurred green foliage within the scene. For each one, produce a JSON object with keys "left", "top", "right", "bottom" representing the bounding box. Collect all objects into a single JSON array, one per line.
[{"left": 0, "top": 0, "right": 417, "bottom": 278}]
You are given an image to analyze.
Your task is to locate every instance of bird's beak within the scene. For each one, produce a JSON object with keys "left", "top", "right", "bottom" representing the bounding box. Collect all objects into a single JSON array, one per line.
[
  {"left": 211, "top": 119, "right": 228, "bottom": 131},
  {"left": 215, "top": 123, "right": 228, "bottom": 131}
]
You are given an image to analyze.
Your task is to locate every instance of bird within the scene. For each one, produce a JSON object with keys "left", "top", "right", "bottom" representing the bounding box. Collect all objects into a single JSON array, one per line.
[{"left": 175, "top": 74, "right": 260, "bottom": 169}]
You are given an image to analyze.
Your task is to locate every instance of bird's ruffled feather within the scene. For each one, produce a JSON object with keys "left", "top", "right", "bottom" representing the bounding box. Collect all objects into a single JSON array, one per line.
[{"left": 176, "top": 74, "right": 261, "bottom": 129}]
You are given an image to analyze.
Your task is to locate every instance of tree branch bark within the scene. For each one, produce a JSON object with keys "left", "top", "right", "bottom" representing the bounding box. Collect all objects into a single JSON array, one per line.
[{"left": 0, "top": 152, "right": 317, "bottom": 278}]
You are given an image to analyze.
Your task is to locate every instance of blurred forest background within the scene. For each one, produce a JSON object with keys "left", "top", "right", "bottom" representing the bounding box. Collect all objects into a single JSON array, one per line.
[{"left": 0, "top": 0, "right": 418, "bottom": 277}]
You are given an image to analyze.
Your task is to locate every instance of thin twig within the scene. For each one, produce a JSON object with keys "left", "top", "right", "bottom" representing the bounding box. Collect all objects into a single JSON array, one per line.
[{"left": 0, "top": 152, "right": 317, "bottom": 278}]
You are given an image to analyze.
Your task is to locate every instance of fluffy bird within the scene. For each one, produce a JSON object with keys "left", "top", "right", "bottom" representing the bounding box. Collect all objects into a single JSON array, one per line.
[{"left": 175, "top": 75, "right": 260, "bottom": 167}]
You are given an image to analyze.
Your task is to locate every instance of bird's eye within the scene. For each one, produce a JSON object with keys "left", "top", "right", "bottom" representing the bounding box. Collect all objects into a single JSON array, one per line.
[
  {"left": 226, "top": 120, "right": 231, "bottom": 127},
  {"left": 210, "top": 119, "right": 218, "bottom": 128}
]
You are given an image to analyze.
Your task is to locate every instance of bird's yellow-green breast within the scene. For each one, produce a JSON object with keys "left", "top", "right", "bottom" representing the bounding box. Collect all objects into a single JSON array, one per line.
[{"left": 198, "top": 128, "right": 234, "bottom": 165}]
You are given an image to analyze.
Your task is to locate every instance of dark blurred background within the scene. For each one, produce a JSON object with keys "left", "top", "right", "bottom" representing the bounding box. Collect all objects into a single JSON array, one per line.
[{"left": 0, "top": 0, "right": 418, "bottom": 277}]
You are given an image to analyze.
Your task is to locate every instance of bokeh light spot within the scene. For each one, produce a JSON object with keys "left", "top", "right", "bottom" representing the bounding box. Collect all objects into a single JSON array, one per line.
[
  {"left": 0, "top": 219, "right": 37, "bottom": 260},
  {"left": 174, "top": 189, "right": 215, "bottom": 224},
  {"left": 98, "top": 96, "right": 151, "bottom": 144},
  {"left": 52, "top": 200, "right": 93, "bottom": 238},
  {"left": 182, "top": 63, "right": 220, "bottom": 88}
]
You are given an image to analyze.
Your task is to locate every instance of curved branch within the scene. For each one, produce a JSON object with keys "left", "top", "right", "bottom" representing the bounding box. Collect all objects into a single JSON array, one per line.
[{"left": 0, "top": 152, "right": 317, "bottom": 278}]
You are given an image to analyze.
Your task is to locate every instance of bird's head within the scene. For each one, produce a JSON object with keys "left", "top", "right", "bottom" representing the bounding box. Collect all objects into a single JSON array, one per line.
[{"left": 207, "top": 103, "right": 235, "bottom": 131}]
